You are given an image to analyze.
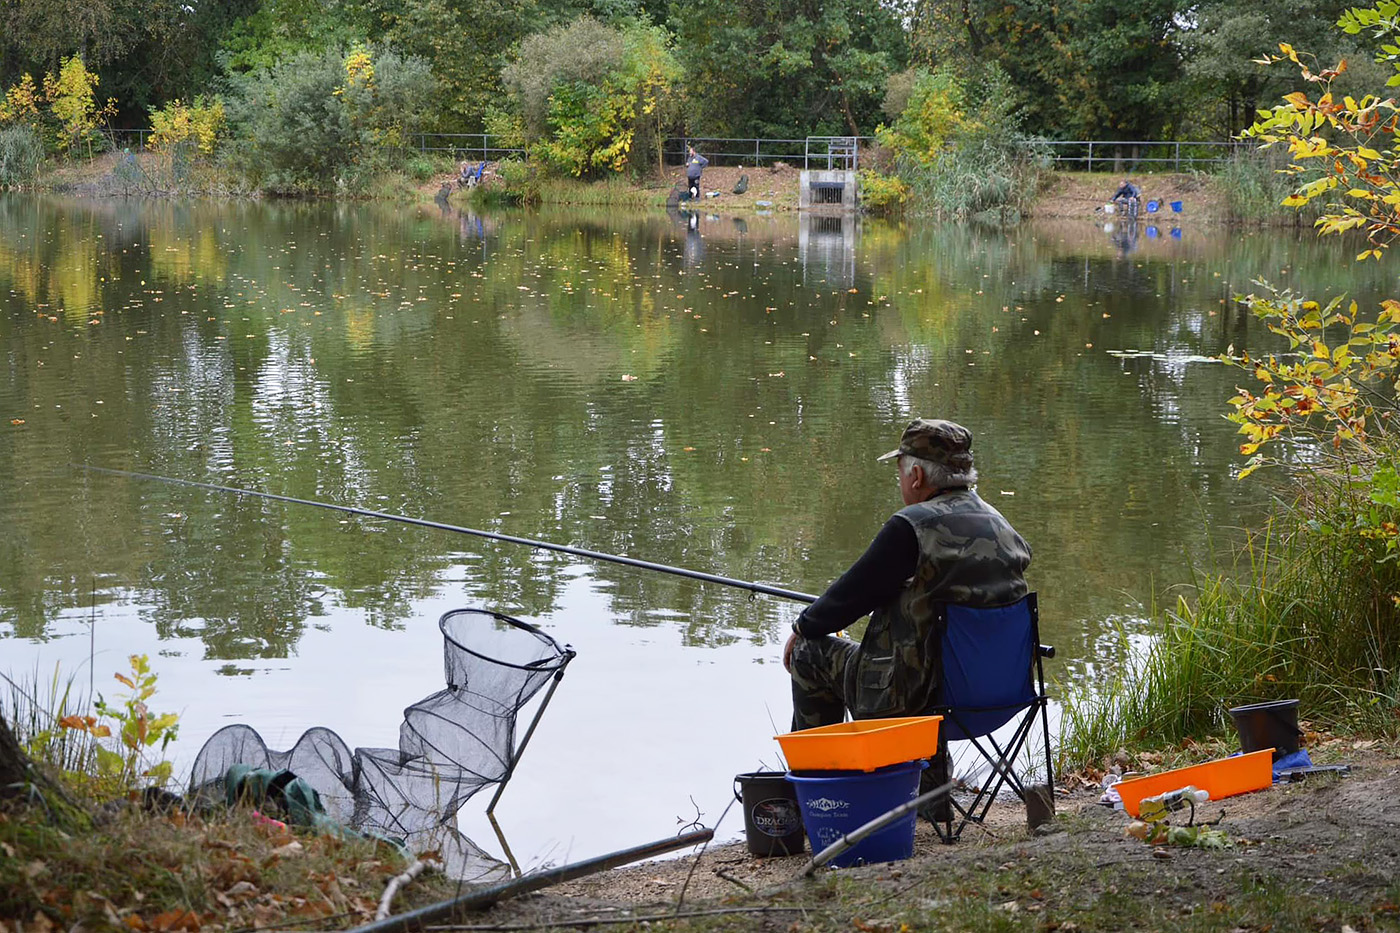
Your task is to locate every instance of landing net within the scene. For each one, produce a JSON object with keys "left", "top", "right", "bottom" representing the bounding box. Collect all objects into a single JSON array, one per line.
[{"left": 189, "top": 609, "right": 575, "bottom": 881}]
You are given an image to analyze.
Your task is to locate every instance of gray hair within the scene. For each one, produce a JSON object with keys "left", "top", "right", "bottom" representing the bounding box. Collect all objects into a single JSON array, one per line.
[{"left": 900, "top": 453, "right": 977, "bottom": 489}]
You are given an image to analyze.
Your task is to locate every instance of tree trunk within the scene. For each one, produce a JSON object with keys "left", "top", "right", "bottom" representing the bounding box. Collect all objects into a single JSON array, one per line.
[{"left": 0, "top": 712, "right": 31, "bottom": 798}]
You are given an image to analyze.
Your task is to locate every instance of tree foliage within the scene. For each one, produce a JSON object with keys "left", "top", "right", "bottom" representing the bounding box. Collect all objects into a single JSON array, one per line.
[
  {"left": 1225, "top": 2, "right": 1400, "bottom": 555},
  {"left": 912, "top": 0, "right": 1183, "bottom": 140},
  {"left": 501, "top": 16, "right": 680, "bottom": 176},
  {"left": 872, "top": 65, "right": 1046, "bottom": 218},
  {"left": 668, "top": 0, "right": 906, "bottom": 137},
  {"left": 221, "top": 45, "right": 433, "bottom": 192},
  {"left": 1183, "top": 0, "right": 1385, "bottom": 137}
]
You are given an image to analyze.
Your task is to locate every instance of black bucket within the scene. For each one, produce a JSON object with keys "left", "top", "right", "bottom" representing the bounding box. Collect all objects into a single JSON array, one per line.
[
  {"left": 1228, "top": 699, "right": 1302, "bottom": 760},
  {"left": 734, "top": 771, "right": 806, "bottom": 857}
]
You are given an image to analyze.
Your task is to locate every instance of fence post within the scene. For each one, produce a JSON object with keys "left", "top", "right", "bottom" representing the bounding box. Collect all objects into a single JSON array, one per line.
[
  {"left": 1087, "top": 141, "right": 1093, "bottom": 172},
  {"left": 754, "top": 138, "right": 759, "bottom": 165},
  {"left": 1175, "top": 141, "right": 1181, "bottom": 172}
]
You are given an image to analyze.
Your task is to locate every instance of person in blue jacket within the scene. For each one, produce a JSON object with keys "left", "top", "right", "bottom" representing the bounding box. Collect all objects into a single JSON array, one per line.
[
  {"left": 686, "top": 146, "right": 709, "bottom": 200},
  {"left": 1111, "top": 178, "right": 1141, "bottom": 215}
]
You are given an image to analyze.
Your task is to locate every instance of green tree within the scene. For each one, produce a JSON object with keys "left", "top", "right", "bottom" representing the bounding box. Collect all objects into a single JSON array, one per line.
[
  {"left": 221, "top": 45, "right": 433, "bottom": 192},
  {"left": 218, "top": 0, "right": 367, "bottom": 74},
  {"left": 912, "top": 0, "right": 1183, "bottom": 140},
  {"left": 350, "top": 0, "right": 585, "bottom": 133},
  {"left": 1, "top": 0, "right": 259, "bottom": 123},
  {"left": 500, "top": 16, "right": 679, "bottom": 176},
  {"left": 668, "top": 0, "right": 906, "bottom": 137},
  {"left": 1182, "top": 0, "right": 1386, "bottom": 137}
]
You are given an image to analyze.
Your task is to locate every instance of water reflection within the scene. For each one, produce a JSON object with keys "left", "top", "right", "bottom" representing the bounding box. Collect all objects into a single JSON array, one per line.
[
  {"left": 0, "top": 198, "right": 1391, "bottom": 855},
  {"left": 798, "top": 212, "right": 857, "bottom": 288}
]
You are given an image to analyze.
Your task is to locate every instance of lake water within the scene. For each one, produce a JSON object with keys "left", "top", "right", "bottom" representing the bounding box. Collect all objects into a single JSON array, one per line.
[{"left": 0, "top": 195, "right": 1385, "bottom": 867}]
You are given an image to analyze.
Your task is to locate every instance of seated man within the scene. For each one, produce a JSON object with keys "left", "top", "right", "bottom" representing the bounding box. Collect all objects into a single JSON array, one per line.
[
  {"left": 783, "top": 418, "right": 1032, "bottom": 815},
  {"left": 1111, "top": 177, "right": 1141, "bottom": 214}
]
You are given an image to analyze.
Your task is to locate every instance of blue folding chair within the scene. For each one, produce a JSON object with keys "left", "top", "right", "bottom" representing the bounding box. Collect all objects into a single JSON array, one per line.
[{"left": 926, "top": 593, "right": 1054, "bottom": 843}]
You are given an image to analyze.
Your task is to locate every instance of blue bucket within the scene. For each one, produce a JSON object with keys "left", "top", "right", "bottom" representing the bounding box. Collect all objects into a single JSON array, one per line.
[
  {"left": 1170, "top": 200, "right": 1183, "bottom": 213},
  {"left": 1146, "top": 199, "right": 1160, "bottom": 213},
  {"left": 787, "top": 760, "right": 926, "bottom": 867}
]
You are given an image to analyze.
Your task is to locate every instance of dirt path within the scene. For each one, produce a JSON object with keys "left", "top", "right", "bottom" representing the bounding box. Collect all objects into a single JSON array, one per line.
[{"left": 475, "top": 744, "right": 1400, "bottom": 931}]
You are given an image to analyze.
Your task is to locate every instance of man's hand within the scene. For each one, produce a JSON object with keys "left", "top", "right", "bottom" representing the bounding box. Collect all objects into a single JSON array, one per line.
[{"left": 783, "top": 630, "right": 799, "bottom": 672}]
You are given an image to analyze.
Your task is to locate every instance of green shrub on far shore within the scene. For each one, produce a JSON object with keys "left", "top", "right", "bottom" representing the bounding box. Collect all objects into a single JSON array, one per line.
[
  {"left": 222, "top": 46, "right": 434, "bottom": 194},
  {"left": 1218, "top": 150, "right": 1324, "bottom": 225},
  {"left": 876, "top": 65, "right": 1049, "bottom": 219},
  {"left": 0, "top": 125, "right": 44, "bottom": 187}
]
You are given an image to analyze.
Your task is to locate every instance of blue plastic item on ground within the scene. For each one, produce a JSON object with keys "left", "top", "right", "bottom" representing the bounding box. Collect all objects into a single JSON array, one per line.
[
  {"left": 1146, "top": 226, "right": 1159, "bottom": 239},
  {"left": 1147, "top": 200, "right": 1160, "bottom": 213},
  {"left": 1170, "top": 227, "right": 1183, "bottom": 239},
  {"left": 1271, "top": 749, "right": 1312, "bottom": 779},
  {"left": 1170, "top": 200, "right": 1183, "bottom": 212},
  {"left": 787, "top": 759, "right": 926, "bottom": 867}
]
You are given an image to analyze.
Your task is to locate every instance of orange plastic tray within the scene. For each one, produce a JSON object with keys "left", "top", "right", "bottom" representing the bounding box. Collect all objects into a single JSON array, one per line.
[
  {"left": 1115, "top": 749, "right": 1273, "bottom": 817},
  {"left": 775, "top": 716, "right": 941, "bottom": 772}
]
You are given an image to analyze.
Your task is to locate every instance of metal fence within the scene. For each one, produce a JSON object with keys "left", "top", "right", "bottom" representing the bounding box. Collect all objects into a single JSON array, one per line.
[
  {"left": 665, "top": 136, "right": 876, "bottom": 169},
  {"left": 106, "top": 129, "right": 1248, "bottom": 173},
  {"left": 1041, "top": 140, "right": 1248, "bottom": 172}
]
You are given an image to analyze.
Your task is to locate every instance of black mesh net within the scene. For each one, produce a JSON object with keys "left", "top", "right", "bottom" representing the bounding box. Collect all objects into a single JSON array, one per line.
[{"left": 189, "top": 609, "right": 575, "bottom": 882}]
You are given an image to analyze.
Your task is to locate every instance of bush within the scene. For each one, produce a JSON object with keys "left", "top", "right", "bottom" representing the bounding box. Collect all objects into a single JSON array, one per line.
[
  {"left": 148, "top": 96, "right": 225, "bottom": 155},
  {"left": 858, "top": 169, "right": 908, "bottom": 215},
  {"left": 404, "top": 155, "right": 436, "bottom": 182},
  {"left": 877, "top": 65, "right": 1046, "bottom": 219},
  {"left": 222, "top": 46, "right": 434, "bottom": 194},
  {"left": 0, "top": 125, "right": 44, "bottom": 186},
  {"left": 501, "top": 17, "right": 680, "bottom": 178},
  {"left": 487, "top": 157, "right": 540, "bottom": 205}
]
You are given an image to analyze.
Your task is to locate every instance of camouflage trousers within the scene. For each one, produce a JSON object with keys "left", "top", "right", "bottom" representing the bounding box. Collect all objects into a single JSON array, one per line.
[
  {"left": 790, "top": 635, "right": 944, "bottom": 728},
  {"left": 789, "top": 634, "right": 950, "bottom": 818}
]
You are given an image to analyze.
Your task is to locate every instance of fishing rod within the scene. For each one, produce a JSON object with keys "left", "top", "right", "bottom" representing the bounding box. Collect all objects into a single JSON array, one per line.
[{"left": 75, "top": 464, "right": 819, "bottom": 605}]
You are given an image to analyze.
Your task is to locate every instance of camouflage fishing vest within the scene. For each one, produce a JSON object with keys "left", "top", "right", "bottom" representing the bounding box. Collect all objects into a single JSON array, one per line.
[{"left": 848, "top": 489, "right": 1031, "bottom": 719}]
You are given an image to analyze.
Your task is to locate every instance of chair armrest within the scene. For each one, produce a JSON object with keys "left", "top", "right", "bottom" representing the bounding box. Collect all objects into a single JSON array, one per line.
[{"left": 1038, "top": 644, "right": 1055, "bottom": 659}]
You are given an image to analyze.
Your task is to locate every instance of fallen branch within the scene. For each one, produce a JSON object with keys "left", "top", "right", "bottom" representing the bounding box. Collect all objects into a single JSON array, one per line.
[
  {"left": 346, "top": 829, "right": 713, "bottom": 933},
  {"left": 424, "top": 905, "right": 817, "bottom": 931},
  {"left": 378, "top": 859, "right": 436, "bottom": 920}
]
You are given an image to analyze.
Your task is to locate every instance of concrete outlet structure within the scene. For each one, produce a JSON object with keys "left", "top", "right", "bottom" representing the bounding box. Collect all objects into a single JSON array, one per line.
[{"left": 799, "top": 170, "right": 858, "bottom": 211}]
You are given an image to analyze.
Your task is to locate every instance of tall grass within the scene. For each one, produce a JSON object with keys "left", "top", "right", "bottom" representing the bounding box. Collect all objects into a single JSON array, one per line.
[
  {"left": 1059, "top": 491, "right": 1400, "bottom": 770},
  {"left": 1218, "top": 149, "right": 1325, "bottom": 226},
  {"left": 2, "top": 665, "right": 95, "bottom": 776},
  {"left": 0, "top": 125, "right": 45, "bottom": 188},
  {"left": 898, "top": 137, "right": 1051, "bottom": 221}
]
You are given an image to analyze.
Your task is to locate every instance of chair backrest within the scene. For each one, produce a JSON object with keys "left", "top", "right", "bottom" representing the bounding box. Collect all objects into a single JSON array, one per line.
[{"left": 937, "top": 593, "right": 1039, "bottom": 741}]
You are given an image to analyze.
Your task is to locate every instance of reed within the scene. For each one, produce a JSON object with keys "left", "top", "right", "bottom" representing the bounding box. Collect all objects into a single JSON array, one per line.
[
  {"left": 1, "top": 663, "right": 96, "bottom": 777},
  {"left": 1059, "top": 489, "right": 1400, "bottom": 770},
  {"left": 1218, "top": 149, "right": 1325, "bottom": 226}
]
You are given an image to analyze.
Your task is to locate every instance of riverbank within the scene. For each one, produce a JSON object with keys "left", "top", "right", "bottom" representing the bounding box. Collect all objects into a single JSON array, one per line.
[
  {"left": 30, "top": 152, "right": 1275, "bottom": 226},
  {"left": 4, "top": 738, "right": 1396, "bottom": 932}
]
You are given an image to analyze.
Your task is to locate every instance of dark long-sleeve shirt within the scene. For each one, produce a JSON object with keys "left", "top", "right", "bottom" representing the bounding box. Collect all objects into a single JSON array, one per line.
[{"left": 793, "top": 515, "right": 918, "bottom": 638}]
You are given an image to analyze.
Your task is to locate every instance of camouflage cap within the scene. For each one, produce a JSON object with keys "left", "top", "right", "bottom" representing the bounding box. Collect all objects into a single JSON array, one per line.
[{"left": 876, "top": 418, "right": 975, "bottom": 470}]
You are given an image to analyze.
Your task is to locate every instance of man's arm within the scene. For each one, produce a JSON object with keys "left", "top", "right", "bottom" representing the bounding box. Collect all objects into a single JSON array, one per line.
[{"left": 793, "top": 515, "right": 918, "bottom": 638}]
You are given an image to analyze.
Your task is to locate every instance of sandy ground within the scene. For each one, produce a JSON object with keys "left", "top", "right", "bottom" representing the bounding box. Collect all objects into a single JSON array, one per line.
[
  {"left": 470, "top": 739, "right": 1400, "bottom": 926},
  {"left": 1030, "top": 172, "right": 1227, "bottom": 224}
]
